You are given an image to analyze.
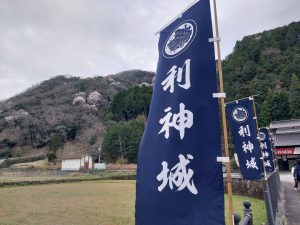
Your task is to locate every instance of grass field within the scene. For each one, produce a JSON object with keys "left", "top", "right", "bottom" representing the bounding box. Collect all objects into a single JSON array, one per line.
[
  {"left": 0, "top": 170, "right": 136, "bottom": 184},
  {"left": 0, "top": 180, "right": 266, "bottom": 225}
]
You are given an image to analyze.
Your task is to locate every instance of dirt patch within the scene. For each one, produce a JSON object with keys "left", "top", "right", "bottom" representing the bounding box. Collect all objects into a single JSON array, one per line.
[
  {"left": 106, "top": 163, "right": 137, "bottom": 170},
  {"left": 10, "top": 159, "right": 61, "bottom": 170},
  {"left": 0, "top": 170, "right": 136, "bottom": 187},
  {"left": 0, "top": 155, "right": 45, "bottom": 168}
]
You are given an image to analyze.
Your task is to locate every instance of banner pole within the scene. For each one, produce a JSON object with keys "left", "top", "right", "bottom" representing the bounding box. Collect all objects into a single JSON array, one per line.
[
  {"left": 211, "top": 0, "right": 234, "bottom": 224},
  {"left": 155, "top": 0, "right": 199, "bottom": 35},
  {"left": 250, "top": 98, "right": 267, "bottom": 177},
  {"left": 268, "top": 131, "right": 279, "bottom": 171},
  {"left": 251, "top": 98, "right": 276, "bottom": 225}
]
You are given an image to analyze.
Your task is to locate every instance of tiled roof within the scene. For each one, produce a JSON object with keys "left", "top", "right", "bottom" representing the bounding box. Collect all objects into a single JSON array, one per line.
[
  {"left": 61, "top": 156, "right": 81, "bottom": 159},
  {"left": 270, "top": 119, "right": 300, "bottom": 129},
  {"left": 274, "top": 133, "right": 300, "bottom": 147},
  {"left": 61, "top": 153, "right": 92, "bottom": 159},
  {"left": 276, "top": 128, "right": 300, "bottom": 134}
]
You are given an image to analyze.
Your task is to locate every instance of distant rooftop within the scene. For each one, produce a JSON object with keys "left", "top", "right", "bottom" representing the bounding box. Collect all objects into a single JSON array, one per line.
[
  {"left": 273, "top": 133, "right": 300, "bottom": 147},
  {"left": 270, "top": 119, "right": 300, "bottom": 129},
  {"left": 61, "top": 153, "right": 92, "bottom": 160},
  {"left": 270, "top": 119, "right": 300, "bottom": 147}
]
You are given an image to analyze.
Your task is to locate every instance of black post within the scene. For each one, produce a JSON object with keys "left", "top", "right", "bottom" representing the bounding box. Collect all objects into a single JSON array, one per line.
[
  {"left": 243, "top": 201, "right": 253, "bottom": 225},
  {"left": 234, "top": 213, "right": 241, "bottom": 225}
]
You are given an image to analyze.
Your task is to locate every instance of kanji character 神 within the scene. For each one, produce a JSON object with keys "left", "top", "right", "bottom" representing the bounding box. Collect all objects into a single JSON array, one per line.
[
  {"left": 158, "top": 103, "right": 193, "bottom": 140},
  {"left": 262, "top": 151, "right": 270, "bottom": 159},
  {"left": 242, "top": 141, "right": 254, "bottom": 153}
]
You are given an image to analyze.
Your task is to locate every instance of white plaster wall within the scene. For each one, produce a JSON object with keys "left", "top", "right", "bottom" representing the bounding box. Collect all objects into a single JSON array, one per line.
[
  {"left": 61, "top": 159, "right": 81, "bottom": 171},
  {"left": 94, "top": 163, "right": 106, "bottom": 170}
]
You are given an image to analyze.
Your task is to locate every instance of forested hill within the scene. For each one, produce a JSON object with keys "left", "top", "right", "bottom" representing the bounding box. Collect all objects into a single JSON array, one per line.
[
  {"left": 1, "top": 21, "right": 300, "bottom": 162},
  {"left": 0, "top": 70, "right": 154, "bottom": 159},
  {"left": 223, "top": 21, "right": 300, "bottom": 126}
]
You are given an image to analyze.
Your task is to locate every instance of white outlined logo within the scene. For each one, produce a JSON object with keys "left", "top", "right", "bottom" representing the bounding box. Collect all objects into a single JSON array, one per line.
[
  {"left": 259, "top": 132, "right": 266, "bottom": 141},
  {"left": 163, "top": 20, "right": 197, "bottom": 58},
  {"left": 232, "top": 107, "right": 248, "bottom": 123}
]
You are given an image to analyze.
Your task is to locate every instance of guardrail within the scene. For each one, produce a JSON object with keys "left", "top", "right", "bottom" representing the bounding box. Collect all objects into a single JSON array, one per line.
[
  {"left": 234, "top": 169, "right": 281, "bottom": 225},
  {"left": 263, "top": 169, "right": 281, "bottom": 225}
]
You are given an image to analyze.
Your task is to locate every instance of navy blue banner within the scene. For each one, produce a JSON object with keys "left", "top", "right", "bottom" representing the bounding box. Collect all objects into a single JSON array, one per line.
[
  {"left": 135, "top": 1, "right": 225, "bottom": 225},
  {"left": 225, "top": 98, "right": 263, "bottom": 180},
  {"left": 259, "top": 127, "right": 275, "bottom": 173}
]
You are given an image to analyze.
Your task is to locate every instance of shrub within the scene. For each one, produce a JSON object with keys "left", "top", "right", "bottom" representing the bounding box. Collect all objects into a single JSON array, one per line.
[
  {"left": 47, "top": 151, "right": 57, "bottom": 162},
  {"left": 0, "top": 149, "right": 13, "bottom": 159},
  {"left": 0, "top": 139, "right": 16, "bottom": 149}
]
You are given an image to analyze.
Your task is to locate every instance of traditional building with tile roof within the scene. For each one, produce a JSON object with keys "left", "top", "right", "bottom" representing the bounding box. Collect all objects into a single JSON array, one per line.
[{"left": 270, "top": 119, "right": 300, "bottom": 171}]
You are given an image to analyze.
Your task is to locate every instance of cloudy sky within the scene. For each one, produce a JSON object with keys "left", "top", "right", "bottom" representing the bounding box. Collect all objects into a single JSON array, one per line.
[{"left": 0, "top": 0, "right": 300, "bottom": 100}]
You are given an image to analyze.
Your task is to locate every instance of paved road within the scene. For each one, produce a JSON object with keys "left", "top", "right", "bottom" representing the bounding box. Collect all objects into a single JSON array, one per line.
[{"left": 279, "top": 172, "right": 300, "bottom": 225}]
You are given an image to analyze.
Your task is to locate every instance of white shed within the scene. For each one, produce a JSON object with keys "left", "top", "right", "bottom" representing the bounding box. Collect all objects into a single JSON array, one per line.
[{"left": 61, "top": 154, "right": 93, "bottom": 171}]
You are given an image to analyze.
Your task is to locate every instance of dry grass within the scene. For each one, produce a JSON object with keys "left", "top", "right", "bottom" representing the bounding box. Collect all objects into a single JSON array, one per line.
[
  {"left": 9, "top": 160, "right": 61, "bottom": 170},
  {"left": 0, "top": 181, "right": 266, "bottom": 225},
  {"left": 0, "top": 170, "right": 136, "bottom": 184},
  {"left": 0, "top": 180, "right": 135, "bottom": 225}
]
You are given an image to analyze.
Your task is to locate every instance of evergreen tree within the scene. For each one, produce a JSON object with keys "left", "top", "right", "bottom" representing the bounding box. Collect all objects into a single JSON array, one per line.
[
  {"left": 259, "top": 90, "right": 291, "bottom": 125},
  {"left": 102, "top": 118, "right": 145, "bottom": 163},
  {"left": 259, "top": 91, "right": 273, "bottom": 126},
  {"left": 47, "top": 134, "right": 64, "bottom": 162},
  {"left": 289, "top": 74, "right": 300, "bottom": 118},
  {"left": 272, "top": 91, "right": 290, "bottom": 121},
  {"left": 109, "top": 86, "right": 152, "bottom": 121}
]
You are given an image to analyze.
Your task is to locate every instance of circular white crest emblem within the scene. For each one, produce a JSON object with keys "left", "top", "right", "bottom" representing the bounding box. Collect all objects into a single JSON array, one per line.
[
  {"left": 232, "top": 107, "right": 248, "bottom": 123},
  {"left": 259, "top": 132, "right": 266, "bottom": 141},
  {"left": 163, "top": 20, "right": 197, "bottom": 58}
]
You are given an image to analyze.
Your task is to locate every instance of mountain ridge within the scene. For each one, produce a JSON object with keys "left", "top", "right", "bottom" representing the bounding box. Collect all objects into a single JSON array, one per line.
[{"left": 0, "top": 70, "right": 154, "bottom": 159}]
